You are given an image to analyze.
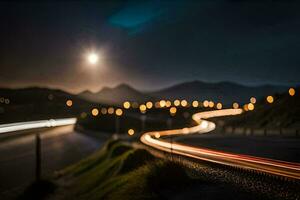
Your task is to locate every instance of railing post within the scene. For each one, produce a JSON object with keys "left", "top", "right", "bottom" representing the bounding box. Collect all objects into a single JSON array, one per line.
[
  {"left": 264, "top": 128, "right": 267, "bottom": 136},
  {"left": 167, "top": 118, "right": 173, "bottom": 154},
  {"left": 115, "top": 116, "right": 120, "bottom": 134},
  {"left": 35, "top": 133, "right": 41, "bottom": 181},
  {"left": 140, "top": 115, "right": 146, "bottom": 133}
]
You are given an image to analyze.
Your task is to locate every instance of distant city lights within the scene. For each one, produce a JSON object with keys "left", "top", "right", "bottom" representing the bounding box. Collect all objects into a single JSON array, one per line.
[
  {"left": 181, "top": 100, "right": 188, "bottom": 107},
  {"left": 170, "top": 107, "right": 177, "bottom": 115},
  {"left": 139, "top": 104, "right": 147, "bottom": 113},
  {"left": 101, "top": 107, "right": 107, "bottom": 114},
  {"left": 115, "top": 108, "right": 123, "bottom": 116},
  {"left": 108, "top": 107, "right": 114, "bottom": 114},
  {"left": 243, "top": 104, "right": 249, "bottom": 111},
  {"left": 128, "top": 129, "right": 135, "bottom": 136},
  {"left": 91, "top": 108, "right": 99, "bottom": 116},
  {"left": 123, "top": 101, "right": 131, "bottom": 109},
  {"left": 216, "top": 103, "right": 222, "bottom": 110},
  {"left": 289, "top": 88, "right": 295, "bottom": 96},
  {"left": 266, "top": 96, "right": 274, "bottom": 104},
  {"left": 232, "top": 102, "right": 239, "bottom": 109},
  {"left": 247, "top": 103, "right": 255, "bottom": 111},
  {"left": 146, "top": 101, "right": 153, "bottom": 109},
  {"left": 159, "top": 100, "right": 166, "bottom": 108},
  {"left": 192, "top": 100, "right": 199, "bottom": 107},
  {"left": 66, "top": 99, "right": 73, "bottom": 107},
  {"left": 250, "top": 97, "right": 256, "bottom": 104},
  {"left": 208, "top": 101, "right": 214, "bottom": 108},
  {"left": 174, "top": 99, "right": 180, "bottom": 106},
  {"left": 165, "top": 100, "right": 172, "bottom": 107},
  {"left": 203, "top": 100, "right": 209, "bottom": 107}
]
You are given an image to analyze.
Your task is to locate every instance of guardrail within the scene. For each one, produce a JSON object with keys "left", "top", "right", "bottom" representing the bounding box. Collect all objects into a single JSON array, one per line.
[
  {"left": 0, "top": 118, "right": 77, "bottom": 181},
  {"left": 0, "top": 118, "right": 77, "bottom": 134},
  {"left": 221, "top": 126, "right": 299, "bottom": 136}
]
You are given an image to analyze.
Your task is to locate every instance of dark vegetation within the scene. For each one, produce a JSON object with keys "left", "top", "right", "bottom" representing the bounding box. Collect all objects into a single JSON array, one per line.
[
  {"left": 19, "top": 140, "right": 269, "bottom": 200},
  {"left": 0, "top": 87, "right": 98, "bottom": 123},
  {"left": 223, "top": 87, "right": 300, "bottom": 129},
  {"left": 41, "top": 140, "right": 192, "bottom": 200},
  {"left": 77, "top": 106, "right": 201, "bottom": 135}
]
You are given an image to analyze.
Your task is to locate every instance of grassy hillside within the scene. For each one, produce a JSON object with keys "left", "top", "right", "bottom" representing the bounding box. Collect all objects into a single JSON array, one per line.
[
  {"left": 224, "top": 88, "right": 299, "bottom": 129},
  {"left": 19, "top": 140, "right": 291, "bottom": 200},
  {"left": 20, "top": 140, "right": 193, "bottom": 200}
]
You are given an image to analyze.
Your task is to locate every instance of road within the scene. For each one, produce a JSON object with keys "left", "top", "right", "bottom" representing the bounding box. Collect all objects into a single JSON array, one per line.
[
  {"left": 0, "top": 125, "right": 105, "bottom": 197},
  {"left": 140, "top": 109, "right": 300, "bottom": 180},
  {"left": 176, "top": 133, "right": 300, "bottom": 163}
]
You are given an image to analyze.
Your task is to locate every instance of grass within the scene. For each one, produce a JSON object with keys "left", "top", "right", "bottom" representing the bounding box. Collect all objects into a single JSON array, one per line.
[
  {"left": 18, "top": 140, "right": 279, "bottom": 200},
  {"left": 17, "top": 179, "right": 56, "bottom": 200},
  {"left": 44, "top": 139, "right": 193, "bottom": 200}
]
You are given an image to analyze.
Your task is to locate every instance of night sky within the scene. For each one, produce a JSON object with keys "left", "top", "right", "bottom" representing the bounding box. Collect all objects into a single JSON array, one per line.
[{"left": 0, "top": 0, "right": 299, "bottom": 93}]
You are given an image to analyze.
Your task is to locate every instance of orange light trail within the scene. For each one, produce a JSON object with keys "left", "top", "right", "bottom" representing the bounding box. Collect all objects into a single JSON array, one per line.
[{"left": 140, "top": 109, "right": 300, "bottom": 180}]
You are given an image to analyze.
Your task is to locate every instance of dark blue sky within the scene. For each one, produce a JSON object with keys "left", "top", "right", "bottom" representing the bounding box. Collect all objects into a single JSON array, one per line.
[{"left": 0, "top": 0, "right": 299, "bottom": 93}]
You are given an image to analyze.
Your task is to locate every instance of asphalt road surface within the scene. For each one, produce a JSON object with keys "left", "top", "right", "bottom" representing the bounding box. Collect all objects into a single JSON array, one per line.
[
  {"left": 141, "top": 109, "right": 300, "bottom": 180},
  {"left": 176, "top": 133, "right": 300, "bottom": 163},
  {"left": 0, "top": 125, "right": 105, "bottom": 196}
]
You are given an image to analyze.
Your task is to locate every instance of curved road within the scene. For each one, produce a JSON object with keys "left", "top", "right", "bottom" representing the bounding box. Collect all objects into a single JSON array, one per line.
[
  {"left": 0, "top": 123, "right": 105, "bottom": 197},
  {"left": 140, "top": 109, "right": 300, "bottom": 180}
]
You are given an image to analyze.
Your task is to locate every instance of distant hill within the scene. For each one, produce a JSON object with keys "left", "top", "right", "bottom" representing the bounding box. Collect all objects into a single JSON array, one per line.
[
  {"left": 149, "top": 81, "right": 288, "bottom": 105},
  {"left": 0, "top": 87, "right": 93, "bottom": 123},
  {"left": 0, "top": 87, "right": 76, "bottom": 104},
  {"left": 79, "top": 81, "right": 288, "bottom": 105},
  {"left": 79, "top": 84, "right": 156, "bottom": 105}
]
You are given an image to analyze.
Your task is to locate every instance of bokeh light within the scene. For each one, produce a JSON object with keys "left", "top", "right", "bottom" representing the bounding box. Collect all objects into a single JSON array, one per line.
[
  {"left": 159, "top": 100, "right": 166, "bottom": 108},
  {"left": 91, "top": 108, "right": 99, "bottom": 116},
  {"left": 192, "top": 100, "right": 199, "bottom": 107},
  {"left": 169, "top": 107, "right": 177, "bottom": 116},
  {"left": 139, "top": 104, "right": 147, "bottom": 113},
  {"left": 101, "top": 107, "right": 107, "bottom": 114},
  {"left": 66, "top": 100, "right": 73, "bottom": 107},
  {"left": 115, "top": 108, "right": 123, "bottom": 116},
  {"left": 232, "top": 102, "right": 239, "bottom": 109},
  {"left": 146, "top": 101, "right": 153, "bottom": 109},
  {"left": 266, "top": 96, "right": 274, "bottom": 104},
  {"left": 181, "top": 100, "right": 188, "bottom": 107},
  {"left": 208, "top": 101, "right": 214, "bottom": 108},
  {"left": 128, "top": 129, "right": 135, "bottom": 136},
  {"left": 108, "top": 107, "right": 115, "bottom": 114},
  {"left": 174, "top": 99, "right": 180, "bottom": 106},
  {"left": 289, "top": 88, "right": 295, "bottom": 96},
  {"left": 250, "top": 97, "right": 256, "bottom": 104},
  {"left": 203, "top": 100, "right": 209, "bottom": 107},
  {"left": 247, "top": 103, "right": 254, "bottom": 111},
  {"left": 123, "top": 101, "right": 131, "bottom": 109},
  {"left": 216, "top": 102, "right": 222, "bottom": 110},
  {"left": 165, "top": 100, "right": 172, "bottom": 107}
]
